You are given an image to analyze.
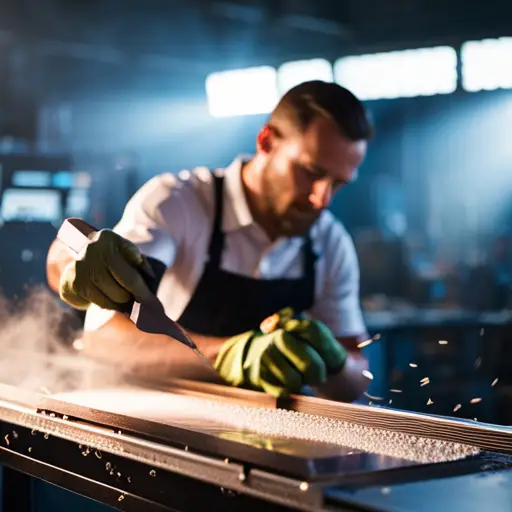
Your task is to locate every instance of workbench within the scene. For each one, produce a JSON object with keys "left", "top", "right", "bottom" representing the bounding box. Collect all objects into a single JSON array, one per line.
[{"left": 1, "top": 379, "right": 511, "bottom": 512}]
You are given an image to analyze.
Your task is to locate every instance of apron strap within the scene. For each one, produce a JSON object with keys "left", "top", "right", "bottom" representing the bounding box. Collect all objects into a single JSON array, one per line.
[
  {"left": 207, "top": 170, "right": 317, "bottom": 278},
  {"left": 207, "top": 173, "right": 225, "bottom": 268},
  {"left": 304, "top": 235, "right": 318, "bottom": 278}
]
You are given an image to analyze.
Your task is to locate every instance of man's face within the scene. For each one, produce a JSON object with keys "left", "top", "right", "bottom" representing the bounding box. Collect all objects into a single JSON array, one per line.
[{"left": 260, "top": 116, "right": 367, "bottom": 237}]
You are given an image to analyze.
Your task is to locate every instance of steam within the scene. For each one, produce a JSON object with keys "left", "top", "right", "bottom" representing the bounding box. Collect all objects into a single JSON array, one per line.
[{"left": 0, "top": 286, "right": 123, "bottom": 395}]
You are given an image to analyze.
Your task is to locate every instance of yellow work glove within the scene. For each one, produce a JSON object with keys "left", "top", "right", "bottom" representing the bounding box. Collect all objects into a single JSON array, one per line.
[
  {"left": 214, "top": 308, "right": 347, "bottom": 397},
  {"left": 59, "top": 229, "right": 155, "bottom": 310}
]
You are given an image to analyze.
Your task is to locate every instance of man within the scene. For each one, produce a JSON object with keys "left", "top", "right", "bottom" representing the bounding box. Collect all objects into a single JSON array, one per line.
[{"left": 47, "top": 80, "right": 373, "bottom": 401}]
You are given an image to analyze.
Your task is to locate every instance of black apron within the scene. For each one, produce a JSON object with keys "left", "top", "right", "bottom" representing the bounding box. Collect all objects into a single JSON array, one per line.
[{"left": 177, "top": 173, "right": 317, "bottom": 337}]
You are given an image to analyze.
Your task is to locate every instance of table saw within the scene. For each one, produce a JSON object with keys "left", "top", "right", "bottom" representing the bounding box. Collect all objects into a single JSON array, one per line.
[{"left": 1, "top": 379, "right": 511, "bottom": 512}]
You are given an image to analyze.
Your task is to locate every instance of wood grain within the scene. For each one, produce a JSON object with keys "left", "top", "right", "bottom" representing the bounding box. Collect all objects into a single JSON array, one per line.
[{"left": 132, "top": 378, "right": 512, "bottom": 454}]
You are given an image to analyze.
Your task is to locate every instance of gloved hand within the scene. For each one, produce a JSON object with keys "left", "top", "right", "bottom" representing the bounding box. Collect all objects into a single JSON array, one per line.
[
  {"left": 214, "top": 308, "right": 347, "bottom": 397},
  {"left": 59, "top": 229, "right": 155, "bottom": 310}
]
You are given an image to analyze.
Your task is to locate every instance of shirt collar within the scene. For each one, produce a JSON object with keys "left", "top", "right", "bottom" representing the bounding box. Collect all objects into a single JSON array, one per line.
[
  {"left": 219, "top": 156, "right": 321, "bottom": 248},
  {"left": 221, "top": 156, "right": 255, "bottom": 232}
]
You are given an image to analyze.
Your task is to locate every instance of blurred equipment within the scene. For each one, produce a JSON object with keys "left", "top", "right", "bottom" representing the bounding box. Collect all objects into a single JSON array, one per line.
[
  {"left": 0, "top": 154, "right": 92, "bottom": 222},
  {"left": 0, "top": 221, "right": 56, "bottom": 301},
  {"left": 0, "top": 154, "right": 92, "bottom": 301}
]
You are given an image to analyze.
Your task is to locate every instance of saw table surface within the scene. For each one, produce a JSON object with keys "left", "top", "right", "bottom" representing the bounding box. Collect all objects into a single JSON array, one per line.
[
  {"left": 2, "top": 381, "right": 512, "bottom": 511},
  {"left": 53, "top": 386, "right": 427, "bottom": 479}
]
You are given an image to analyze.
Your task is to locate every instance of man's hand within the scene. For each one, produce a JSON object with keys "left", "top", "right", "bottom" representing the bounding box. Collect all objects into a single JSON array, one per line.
[
  {"left": 213, "top": 308, "right": 348, "bottom": 397},
  {"left": 60, "top": 229, "right": 155, "bottom": 310}
]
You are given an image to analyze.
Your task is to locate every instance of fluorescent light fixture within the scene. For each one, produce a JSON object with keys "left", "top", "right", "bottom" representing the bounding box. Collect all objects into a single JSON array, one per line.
[
  {"left": 461, "top": 37, "right": 512, "bottom": 92},
  {"left": 277, "top": 58, "right": 333, "bottom": 94},
  {"left": 334, "top": 46, "right": 458, "bottom": 100},
  {"left": 205, "top": 66, "right": 279, "bottom": 117}
]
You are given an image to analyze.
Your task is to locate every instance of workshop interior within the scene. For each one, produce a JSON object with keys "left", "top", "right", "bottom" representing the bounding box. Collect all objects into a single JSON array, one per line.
[{"left": 0, "top": 0, "right": 512, "bottom": 511}]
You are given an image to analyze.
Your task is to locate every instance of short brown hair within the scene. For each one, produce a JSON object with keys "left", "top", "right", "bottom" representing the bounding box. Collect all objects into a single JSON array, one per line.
[{"left": 269, "top": 80, "right": 373, "bottom": 141}]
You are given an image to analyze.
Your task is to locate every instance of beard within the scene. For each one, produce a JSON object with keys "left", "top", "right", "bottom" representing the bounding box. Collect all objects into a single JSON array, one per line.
[
  {"left": 277, "top": 208, "right": 321, "bottom": 237},
  {"left": 261, "top": 162, "right": 321, "bottom": 238}
]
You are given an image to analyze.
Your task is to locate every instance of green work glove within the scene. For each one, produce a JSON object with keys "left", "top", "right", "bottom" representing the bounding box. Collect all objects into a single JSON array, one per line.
[
  {"left": 60, "top": 229, "right": 155, "bottom": 310},
  {"left": 214, "top": 308, "right": 347, "bottom": 397},
  {"left": 277, "top": 307, "right": 347, "bottom": 373}
]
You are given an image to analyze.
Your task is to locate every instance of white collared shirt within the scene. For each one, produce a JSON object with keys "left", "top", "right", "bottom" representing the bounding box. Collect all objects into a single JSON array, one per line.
[{"left": 84, "top": 157, "right": 366, "bottom": 338}]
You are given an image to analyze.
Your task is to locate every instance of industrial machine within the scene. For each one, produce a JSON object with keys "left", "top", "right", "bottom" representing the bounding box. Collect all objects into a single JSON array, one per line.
[{"left": 0, "top": 154, "right": 91, "bottom": 301}]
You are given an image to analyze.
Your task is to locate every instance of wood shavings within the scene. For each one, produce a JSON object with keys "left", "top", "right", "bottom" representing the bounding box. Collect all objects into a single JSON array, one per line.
[
  {"left": 389, "top": 389, "right": 403, "bottom": 393},
  {"left": 362, "top": 370, "right": 374, "bottom": 380},
  {"left": 73, "top": 339, "right": 85, "bottom": 351},
  {"left": 438, "top": 340, "right": 449, "bottom": 345},
  {"left": 357, "top": 338, "right": 374, "bottom": 349},
  {"left": 388, "top": 399, "right": 393, "bottom": 404},
  {"left": 480, "top": 328, "right": 485, "bottom": 336},
  {"left": 409, "top": 363, "right": 418, "bottom": 368},
  {"left": 357, "top": 334, "right": 381, "bottom": 349},
  {"left": 420, "top": 377, "right": 430, "bottom": 387},
  {"left": 492, "top": 378, "right": 499, "bottom": 387},
  {"left": 475, "top": 357, "right": 482, "bottom": 370},
  {"left": 453, "top": 404, "right": 462, "bottom": 412},
  {"left": 427, "top": 398, "right": 434, "bottom": 406},
  {"left": 364, "top": 392, "right": 384, "bottom": 401},
  {"left": 470, "top": 398, "right": 482, "bottom": 404},
  {"left": 260, "top": 314, "right": 280, "bottom": 334}
]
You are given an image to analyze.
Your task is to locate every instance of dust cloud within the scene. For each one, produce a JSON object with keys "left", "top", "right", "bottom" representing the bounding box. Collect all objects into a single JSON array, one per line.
[{"left": 0, "top": 286, "right": 123, "bottom": 396}]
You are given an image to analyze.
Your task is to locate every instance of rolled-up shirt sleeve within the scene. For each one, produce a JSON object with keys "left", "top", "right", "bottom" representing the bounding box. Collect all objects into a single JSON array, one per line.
[
  {"left": 310, "top": 222, "right": 367, "bottom": 339},
  {"left": 84, "top": 173, "right": 184, "bottom": 331}
]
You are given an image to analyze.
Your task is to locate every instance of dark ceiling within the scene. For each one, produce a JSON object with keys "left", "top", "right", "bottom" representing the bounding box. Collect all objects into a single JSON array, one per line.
[
  {"left": 1, "top": 0, "right": 511, "bottom": 69},
  {"left": 0, "top": 0, "right": 511, "bottom": 140}
]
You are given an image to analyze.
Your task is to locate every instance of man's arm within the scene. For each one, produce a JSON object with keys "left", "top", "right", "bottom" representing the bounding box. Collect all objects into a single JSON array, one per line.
[
  {"left": 47, "top": 239, "right": 75, "bottom": 293},
  {"left": 49, "top": 173, "right": 185, "bottom": 299},
  {"left": 314, "top": 335, "right": 370, "bottom": 402},
  {"left": 309, "top": 218, "right": 370, "bottom": 402},
  {"left": 82, "top": 311, "right": 226, "bottom": 383}
]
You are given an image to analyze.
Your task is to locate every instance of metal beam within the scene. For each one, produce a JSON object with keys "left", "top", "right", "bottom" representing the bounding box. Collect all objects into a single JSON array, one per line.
[
  {"left": 208, "top": 0, "right": 353, "bottom": 38},
  {"left": 0, "top": 30, "right": 210, "bottom": 73}
]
